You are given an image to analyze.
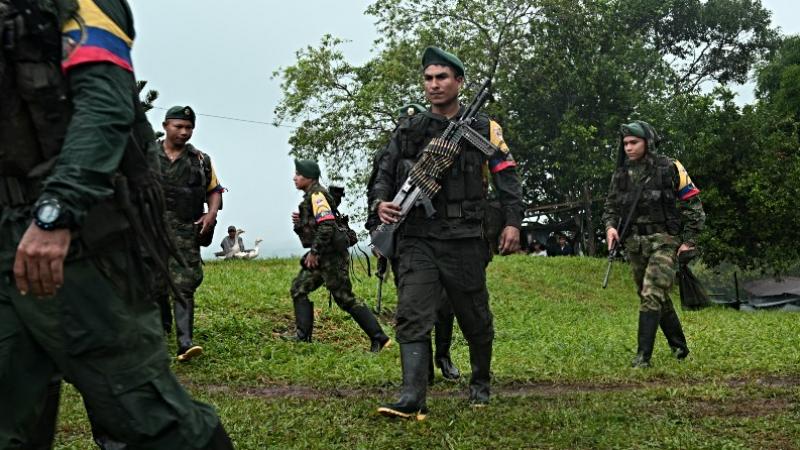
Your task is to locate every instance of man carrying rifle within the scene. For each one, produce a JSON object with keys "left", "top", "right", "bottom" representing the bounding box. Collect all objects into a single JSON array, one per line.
[
  {"left": 372, "top": 47, "right": 523, "bottom": 419},
  {"left": 367, "top": 104, "right": 462, "bottom": 383},
  {"left": 602, "top": 121, "right": 705, "bottom": 368}
]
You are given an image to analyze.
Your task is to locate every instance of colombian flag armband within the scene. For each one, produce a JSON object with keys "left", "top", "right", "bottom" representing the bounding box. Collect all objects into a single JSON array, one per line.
[
  {"left": 62, "top": 0, "right": 134, "bottom": 72},
  {"left": 674, "top": 160, "right": 700, "bottom": 201}
]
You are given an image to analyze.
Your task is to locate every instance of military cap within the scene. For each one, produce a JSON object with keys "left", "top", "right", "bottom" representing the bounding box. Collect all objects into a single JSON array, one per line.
[
  {"left": 294, "top": 159, "right": 321, "bottom": 179},
  {"left": 620, "top": 122, "right": 647, "bottom": 139},
  {"left": 620, "top": 120, "right": 660, "bottom": 148},
  {"left": 227, "top": 225, "right": 236, "bottom": 232},
  {"left": 397, "top": 103, "right": 426, "bottom": 118},
  {"left": 422, "top": 46, "right": 465, "bottom": 77},
  {"left": 165, "top": 105, "right": 196, "bottom": 125}
]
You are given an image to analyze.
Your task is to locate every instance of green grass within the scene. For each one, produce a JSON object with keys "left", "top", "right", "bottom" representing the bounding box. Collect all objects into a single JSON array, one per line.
[{"left": 53, "top": 256, "right": 800, "bottom": 449}]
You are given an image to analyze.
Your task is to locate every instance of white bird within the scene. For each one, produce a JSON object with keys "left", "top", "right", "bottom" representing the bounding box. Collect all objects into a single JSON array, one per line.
[{"left": 233, "top": 238, "right": 262, "bottom": 260}]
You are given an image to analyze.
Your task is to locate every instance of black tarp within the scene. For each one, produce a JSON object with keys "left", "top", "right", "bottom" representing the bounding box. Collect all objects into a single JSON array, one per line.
[{"left": 693, "top": 263, "right": 800, "bottom": 312}]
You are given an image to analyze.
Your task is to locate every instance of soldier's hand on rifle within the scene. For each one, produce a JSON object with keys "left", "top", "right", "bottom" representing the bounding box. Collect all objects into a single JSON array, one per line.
[
  {"left": 378, "top": 201, "right": 402, "bottom": 224},
  {"left": 14, "top": 223, "right": 71, "bottom": 297},
  {"left": 606, "top": 227, "right": 620, "bottom": 251},
  {"left": 304, "top": 251, "right": 320, "bottom": 269},
  {"left": 291, "top": 211, "right": 300, "bottom": 224},
  {"left": 498, "top": 226, "right": 520, "bottom": 255},
  {"left": 677, "top": 243, "right": 694, "bottom": 256}
]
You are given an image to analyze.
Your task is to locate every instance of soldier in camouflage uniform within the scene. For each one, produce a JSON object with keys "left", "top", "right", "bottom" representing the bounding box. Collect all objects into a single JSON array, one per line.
[
  {"left": 602, "top": 121, "right": 706, "bottom": 368},
  {"left": 156, "top": 105, "right": 225, "bottom": 362},
  {"left": 0, "top": 0, "right": 232, "bottom": 447},
  {"left": 285, "top": 159, "right": 392, "bottom": 352}
]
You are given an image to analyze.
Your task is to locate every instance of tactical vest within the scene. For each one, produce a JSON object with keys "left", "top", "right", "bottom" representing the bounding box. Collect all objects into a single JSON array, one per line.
[
  {"left": 161, "top": 145, "right": 210, "bottom": 223},
  {"left": 614, "top": 154, "right": 681, "bottom": 236},
  {"left": 395, "top": 111, "right": 489, "bottom": 238},
  {"left": 0, "top": 0, "right": 75, "bottom": 205}
]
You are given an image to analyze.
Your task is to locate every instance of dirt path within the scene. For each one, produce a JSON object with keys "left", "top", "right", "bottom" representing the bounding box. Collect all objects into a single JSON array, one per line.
[{"left": 187, "top": 374, "right": 800, "bottom": 401}]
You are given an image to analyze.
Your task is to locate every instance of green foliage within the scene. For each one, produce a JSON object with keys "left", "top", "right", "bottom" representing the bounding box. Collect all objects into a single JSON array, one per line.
[
  {"left": 273, "top": 0, "right": 779, "bottom": 264},
  {"left": 136, "top": 80, "right": 165, "bottom": 139},
  {"left": 757, "top": 35, "right": 800, "bottom": 116},
  {"left": 53, "top": 258, "right": 800, "bottom": 448}
]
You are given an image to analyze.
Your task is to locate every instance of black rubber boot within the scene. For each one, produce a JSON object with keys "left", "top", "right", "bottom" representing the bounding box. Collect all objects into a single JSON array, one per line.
[
  {"left": 175, "top": 295, "right": 203, "bottom": 362},
  {"left": 434, "top": 315, "right": 460, "bottom": 380},
  {"left": 27, "top": 377, "right": 61, "bottom": 450},
  {"left": 467, "top": 341, "right": 492, "bottom": 407},
  {"left": 350, "top": 304, "right": 391, "bottom": 352},
  {"left": 282, "top": 299, "right": 314, "bottom": 342},
  {"left": 632, "top": 310, "right": 661, "bottom": 368},
  {"left": 378, "top": 342, "right": 429, "bottom": 420},
  {"left": 202, "top": 422, "right": 235, "bottom": 450},
  {"left": 660, "top": 308, "right": 690, "bottom": 359}
]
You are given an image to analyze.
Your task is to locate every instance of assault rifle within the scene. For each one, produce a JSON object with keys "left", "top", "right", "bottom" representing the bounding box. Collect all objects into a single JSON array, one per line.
[
  {"left": 371, "top": 79, "right": 499, "bottom": 258},
  {"left": 602, "top": 176, "right": 650, "bottom": 289}
]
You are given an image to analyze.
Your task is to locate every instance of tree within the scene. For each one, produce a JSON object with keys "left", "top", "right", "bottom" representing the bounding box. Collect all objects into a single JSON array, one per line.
[{"left": 274, "top": 0, "right": 778, "bottom": 258}]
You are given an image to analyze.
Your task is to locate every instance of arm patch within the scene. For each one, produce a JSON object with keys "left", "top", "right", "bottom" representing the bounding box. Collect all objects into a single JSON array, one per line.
[
  {"left": 311, "top": 192, "right": 335, "bottom": 223},
  {"left": 488, "top": 121, "right": 517, "bottom": 173},
  {"left": 62, "top": 0, "right": 134, "bottom": 72},
  {"left": 674, "top": 159, "right": 700, "bottom": 201}
]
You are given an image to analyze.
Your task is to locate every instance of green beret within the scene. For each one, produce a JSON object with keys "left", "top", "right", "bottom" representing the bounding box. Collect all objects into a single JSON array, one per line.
[
  {"left": 165, "top": 105, "right": 196, "bottom": 125},
  {"left": 294, "top": 159, "right": 321, "bottom": 179},
  {"left": 397, "top": 103, "right": 426, "bottom": 118},
  {"left": 422, "top": 46, "right": 465, "bottom": 77},
  {"left": 620, "top": 122, "right": 647, "bottom": 139}
]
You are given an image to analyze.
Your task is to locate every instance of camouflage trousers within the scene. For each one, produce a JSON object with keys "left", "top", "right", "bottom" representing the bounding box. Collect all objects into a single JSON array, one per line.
[
  {"left": 167, "top": 221, "right": 204, "bottom": 297},
  {"left": 290, "top": 250, "right": 365, "bottom": 313},
  {"left": 156, "top": 220, "right": 204, "bottom": 349},
  {"left": 625, "top": 233, "right": 680, "bottom": 313}
]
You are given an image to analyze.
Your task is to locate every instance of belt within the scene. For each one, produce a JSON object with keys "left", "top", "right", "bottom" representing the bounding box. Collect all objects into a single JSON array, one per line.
[{"left": 633, "top": 223, "right": 668, "bottom": 236}]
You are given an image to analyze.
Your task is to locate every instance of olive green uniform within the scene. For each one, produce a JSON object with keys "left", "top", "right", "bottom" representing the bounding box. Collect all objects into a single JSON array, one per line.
[
  {"left": 367, "top": 106, "right": 461, "bottom": 381},
  {"left": 0, "top": 0, "right": 228, "bottom": 447},
  {"left": 289, "top": 180, "right": 389, "bottom": 348},
  {"left": 372, "top": 101, "right": 524, "bottom": 411},
  {"left": 602, "top": 121, "right": 706, "bottom": 366}
]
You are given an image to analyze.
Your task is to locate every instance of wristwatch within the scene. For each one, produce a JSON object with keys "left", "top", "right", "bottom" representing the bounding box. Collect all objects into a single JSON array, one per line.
[{"left": 32, "top": 198, "right": 68, "bottom": 230}]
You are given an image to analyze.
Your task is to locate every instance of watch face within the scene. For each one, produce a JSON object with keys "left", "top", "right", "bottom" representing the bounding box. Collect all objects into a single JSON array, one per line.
[{"left": 37, "top": 203, "right": 60, "bottom": 224}]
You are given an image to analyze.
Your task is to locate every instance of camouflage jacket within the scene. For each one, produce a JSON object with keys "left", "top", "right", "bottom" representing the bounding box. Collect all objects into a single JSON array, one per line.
[
  {"left": 294, "top": 181, "right": 341, "bottom": 254},
  {"left": 602, "top": 152, "right": 705, "bottom": 245}
]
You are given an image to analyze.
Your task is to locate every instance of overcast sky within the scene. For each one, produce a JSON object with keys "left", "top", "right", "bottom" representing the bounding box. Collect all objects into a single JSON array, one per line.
[{"left": 128, "top": 0, "right": 798, "bottom": 258}]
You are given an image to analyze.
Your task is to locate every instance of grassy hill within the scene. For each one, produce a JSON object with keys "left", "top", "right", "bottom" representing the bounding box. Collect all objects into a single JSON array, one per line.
[{"left": 55, "top": 256, "right": 800, "bottom": 449}]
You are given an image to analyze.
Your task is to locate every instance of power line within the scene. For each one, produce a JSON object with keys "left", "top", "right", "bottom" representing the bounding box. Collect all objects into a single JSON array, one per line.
[{"left": 150, "top": 106, "right": 300, "bottom": 128}]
